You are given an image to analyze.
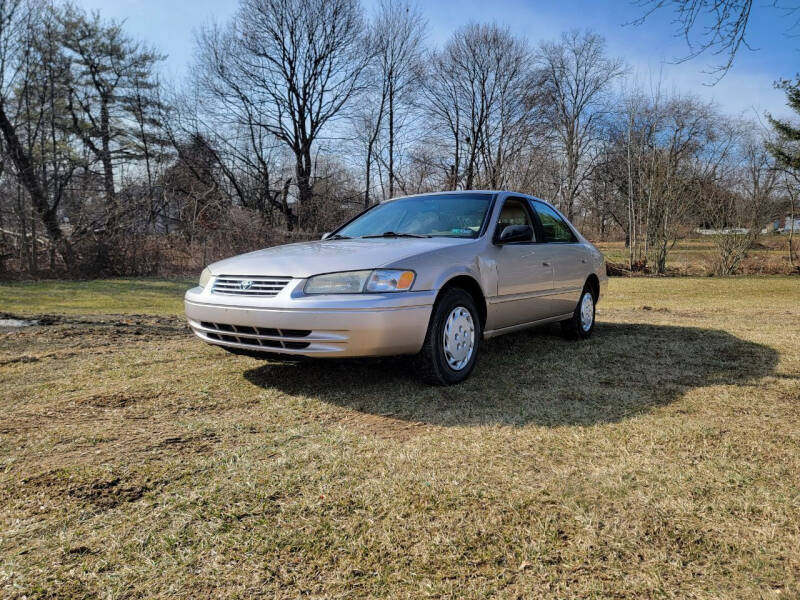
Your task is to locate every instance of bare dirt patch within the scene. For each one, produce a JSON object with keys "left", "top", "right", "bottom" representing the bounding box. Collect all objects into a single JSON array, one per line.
[
  {"left": 0, "top": 312, "right": 187, "bottom": 344},
  {"left": 17, "top": 468, "right": 197, "bottom": 511},
  {"left": 67, "top": 476, "right": 151, "bottom": 509},
  {"left": 76, "top": 390, "right": 158, "bottom": 408},
  {"left": 0, "top": 313, "right": 189, "bottom": 373},
  {"left": 147, "top": 432, "right": 220, "bottom": 455},
  {"left": 16, "top": 469, "right": 150, "bottom": 509}
]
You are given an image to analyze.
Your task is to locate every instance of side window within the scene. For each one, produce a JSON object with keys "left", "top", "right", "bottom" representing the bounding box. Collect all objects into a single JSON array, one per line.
[
  {"left": 531, "top": 201, "right": 577, "bottom": 243},
  {"left": 496, "top": 198, "right": 536, "bottom": 240}
]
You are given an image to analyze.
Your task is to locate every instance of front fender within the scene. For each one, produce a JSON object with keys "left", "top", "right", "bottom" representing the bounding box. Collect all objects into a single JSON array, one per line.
[{"left": 383, "top": 239, "right": 496, "bottom": 298}]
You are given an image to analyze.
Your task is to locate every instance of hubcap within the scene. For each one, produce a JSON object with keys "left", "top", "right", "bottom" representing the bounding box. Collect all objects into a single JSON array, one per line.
[
  {"left": 580, "top": 292, "right": 594, "bottom": 332},
  {"left": 442, "top": 306, "right": 475, "bottom": 371}
]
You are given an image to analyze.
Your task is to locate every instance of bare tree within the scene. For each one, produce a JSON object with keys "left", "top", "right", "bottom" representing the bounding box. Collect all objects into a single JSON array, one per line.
[
  {"left": 0, "top": 0, "right": 76, "bottom": 267},
  {"left": 183, "top": 33, "right": 294, "bottom": 228},
  {"left": 352, "top": 8, "right": 392, "bottom": 207},
  {"left": 767, "top": 78, "right": 800, "bottom": 269},
  {"left": 371, "top": 0, "right": 425, "bottom": 199},
  {"left": 425, "top": 23, "right": 538, "bottom": 191},
  {"left": 647, "top": 97, "right": 733, "bottom": 273},
  {"left": 780, "top": 171, "right": 798, "bottom": 267},
  {"left": 536, "top": 30, "right": 625, "bottom": 221},
  {"left": 703, "top": 126, "right": 778, "bottom": 275},
  {"left": 225, "top": 0, "right": 369, "bottom": 227},
  {"left": 633, "top": 0, "right": 799, "bottom": 80},
  {"left": 597, "top": 88, "right": 733, "bottom": 272}
]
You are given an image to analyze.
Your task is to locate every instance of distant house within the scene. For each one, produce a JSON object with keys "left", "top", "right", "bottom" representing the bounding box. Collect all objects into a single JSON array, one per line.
[
  {"left": 782, "top": 216, "right": 800, "bottom": 233},
  {"left": 760, "top": 217, "right": 800, "bottom": 235}
]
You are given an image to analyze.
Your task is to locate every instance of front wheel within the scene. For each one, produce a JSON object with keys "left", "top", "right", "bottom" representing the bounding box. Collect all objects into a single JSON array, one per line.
[
  {"left": 414, "top": 288, "right": 481, "bottom": 385},
  {"left": 561, "top": 285, "right": 595, "bottom": 340}
]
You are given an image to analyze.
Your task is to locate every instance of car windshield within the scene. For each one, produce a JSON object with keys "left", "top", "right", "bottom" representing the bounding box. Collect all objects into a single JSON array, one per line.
[{"left": 335, "top": 193, "right": 494, "bottom": 239}]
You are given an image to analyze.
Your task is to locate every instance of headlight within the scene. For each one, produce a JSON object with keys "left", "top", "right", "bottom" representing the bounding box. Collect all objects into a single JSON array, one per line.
[
  {"left": 304, "top": 270, "right": 372, "bottom": 294},
  {"left": 365, "top": 269, "right": 415, "bottom": 292},
  {"left": 304, "top": 269, "right": 415, "bottom": 294},
  {"left": 199, "top": 267, "right": 213, "bottom": 289}
]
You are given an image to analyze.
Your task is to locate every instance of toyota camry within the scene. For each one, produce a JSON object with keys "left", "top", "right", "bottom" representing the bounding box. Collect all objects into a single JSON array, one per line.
[{"left": 185, "top": 190, "right": 607, "bottom": 385}]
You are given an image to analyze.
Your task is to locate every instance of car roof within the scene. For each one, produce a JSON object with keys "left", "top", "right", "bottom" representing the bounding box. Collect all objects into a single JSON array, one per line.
[{"left": 381, "top": 189, "right": 555, "bottom": 209}]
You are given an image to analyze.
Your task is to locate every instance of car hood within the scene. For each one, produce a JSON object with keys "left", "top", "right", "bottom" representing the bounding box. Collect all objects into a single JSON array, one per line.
[{"left": 207, "top": 237, "right": 474, "bottom": 278}]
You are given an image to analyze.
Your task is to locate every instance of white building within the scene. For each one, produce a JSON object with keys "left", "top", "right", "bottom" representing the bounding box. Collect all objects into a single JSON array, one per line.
[{"left": 784, "top": 216, "right": 800, "bottom": 233}]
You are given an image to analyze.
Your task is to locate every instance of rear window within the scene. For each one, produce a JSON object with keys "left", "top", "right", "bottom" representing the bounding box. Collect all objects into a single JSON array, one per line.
[{"left": 530, "top": 201, "right": 577, "bottom": 243}]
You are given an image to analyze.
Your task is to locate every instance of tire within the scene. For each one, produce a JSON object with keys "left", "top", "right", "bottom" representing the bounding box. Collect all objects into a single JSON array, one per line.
[
  {"left": 414, "top": 288, "right": 481, "bottom": 385},
  {"left": 561, "top": 283, "right": 596, "bottom": 340}
]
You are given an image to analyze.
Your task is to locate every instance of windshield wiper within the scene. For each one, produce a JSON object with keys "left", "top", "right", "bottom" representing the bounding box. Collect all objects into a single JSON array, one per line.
[
  {"left": 362, "top": 231, "right": 429, "bottom": 239},
  {"left": 325, "top": 234, "right": 351, "bottom": 240}
]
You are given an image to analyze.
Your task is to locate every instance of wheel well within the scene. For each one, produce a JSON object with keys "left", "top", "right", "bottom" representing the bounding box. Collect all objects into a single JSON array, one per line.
[
  {"left": 586, "top": 274, "right": 600, "bottom": 301},
  {"left": 437, "top": 275, "right": 487, "bottom": 328}
]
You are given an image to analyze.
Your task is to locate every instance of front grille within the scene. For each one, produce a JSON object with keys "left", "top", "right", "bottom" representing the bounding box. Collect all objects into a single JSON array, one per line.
[
  {"left": 198, "top": 321, "right": 311, "bottom": 350},
  {"left": 211, "top": 275, "right": 291, "bottom": 297}
]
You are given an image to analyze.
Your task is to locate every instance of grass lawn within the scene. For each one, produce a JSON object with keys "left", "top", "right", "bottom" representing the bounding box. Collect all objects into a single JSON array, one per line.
[
  {"left": 595, "top": 237, "right": 795, "bottom": 275},
  {"left": 0, "top": 278, "right": 192, "bottom": 315},
  {"left": 1, "top": 277, "right": 799, "bottom": 598}
]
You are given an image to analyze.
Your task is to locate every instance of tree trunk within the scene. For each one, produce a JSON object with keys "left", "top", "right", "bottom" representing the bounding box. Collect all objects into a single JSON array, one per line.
[
  {"left": 787, "top": 185, "right": 797, "bottom": 268},
  {"left": 100, "top": 96, "right": 116, "bottom": 215},
  {"left": 294, "top": 145, "right": 313, "bottom": 229},
  {"left": 16, "top": 183, "right": 28, "bottom": 267},
  {"left": 281, "top": 178, "right": 294, "bottom": 232},
  {"left": 464, "top": 135, "right": 479, "bottom": 190},
  {"left": 0, "top": 101, "right": 75, "bottom": 267},
  {"left": 627, "top": 114, "right": 635, "bottom": 269},
  {"left": 365, "top": 139, "right": 373, "bottom": 208},
  {"left": 388, "top": 78, "right": 394, "bottom": 198},
  {"left": 30, "top": 204, "right": 37, "bottom": 275},
  {"left": 790, "top": 203, "right": 796, "bottom": 268}
]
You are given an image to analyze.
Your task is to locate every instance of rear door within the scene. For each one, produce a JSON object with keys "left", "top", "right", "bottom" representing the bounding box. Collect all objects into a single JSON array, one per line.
[{"left": 529, "top": 200, "right": 588, "bottom": 316}]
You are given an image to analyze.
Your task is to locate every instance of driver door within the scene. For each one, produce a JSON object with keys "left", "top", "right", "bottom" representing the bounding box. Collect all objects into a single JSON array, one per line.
[{"left": 488, "top": 197, "right": 555, "bottom": 330}]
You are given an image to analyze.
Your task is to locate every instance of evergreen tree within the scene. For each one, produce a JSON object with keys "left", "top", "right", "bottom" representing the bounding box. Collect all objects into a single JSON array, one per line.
[
  {"left": 58, "top": 5, "right": 165, "bottom": 225},
  {"left": 768, "top": 79, "right": 800, "bottom": 170}
]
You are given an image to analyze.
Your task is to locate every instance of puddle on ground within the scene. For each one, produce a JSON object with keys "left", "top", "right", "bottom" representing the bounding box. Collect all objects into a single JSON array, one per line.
[{"left": 0, "top": 318, "right": 38, "bottom": 327}]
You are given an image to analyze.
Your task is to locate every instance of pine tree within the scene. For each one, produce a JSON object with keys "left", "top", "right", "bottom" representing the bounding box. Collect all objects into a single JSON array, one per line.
[
  {"left": 58, "top": 5, "right": 165, "bottom": 227},
  {"left": 768, "top": 80, "right": 800, "bottom": 170}
]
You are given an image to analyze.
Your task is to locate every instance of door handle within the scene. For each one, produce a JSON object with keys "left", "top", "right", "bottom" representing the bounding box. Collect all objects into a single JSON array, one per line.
[{"left": 542, "top": 261, "right": 551, "bottom": 267}]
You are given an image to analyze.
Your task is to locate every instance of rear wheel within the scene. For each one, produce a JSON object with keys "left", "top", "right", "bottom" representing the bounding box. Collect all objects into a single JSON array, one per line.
[
  {"left": 561, "top": 284, "right": 595, "bottom": 340},
  {"left": 414, "top": 288, "right": 481, "bottom": 385}
]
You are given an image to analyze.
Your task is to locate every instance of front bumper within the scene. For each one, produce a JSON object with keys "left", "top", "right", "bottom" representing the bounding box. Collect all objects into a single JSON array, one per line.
[{"left": 185, "top": 280, "right": 436, "bottom": 358}]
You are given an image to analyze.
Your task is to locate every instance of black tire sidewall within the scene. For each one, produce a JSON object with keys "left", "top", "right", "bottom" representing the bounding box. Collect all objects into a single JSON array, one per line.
[
  {"left": 426, "top": 289, "right": 481, "bottom": 384},
  {"left": 574, "top": 288, "right": 595, "bottom": 339}
]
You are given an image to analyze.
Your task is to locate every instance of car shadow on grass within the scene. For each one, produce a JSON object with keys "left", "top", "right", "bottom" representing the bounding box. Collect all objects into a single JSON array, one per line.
[{"left": 242, "top": 322, "right": 779, "bottom": 427}]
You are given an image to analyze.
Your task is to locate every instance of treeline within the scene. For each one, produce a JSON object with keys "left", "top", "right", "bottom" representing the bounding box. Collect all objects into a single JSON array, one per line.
[{"left": 0, "top": 0, "right": 796, "bottom": 278}]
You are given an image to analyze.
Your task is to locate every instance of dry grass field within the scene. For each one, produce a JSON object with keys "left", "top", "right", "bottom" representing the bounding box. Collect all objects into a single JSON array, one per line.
[
  {"left": 595, "top": 237, "right": 797, "bottom": 275},
  {"left": 1, "top": 276, "right": 799, "bottom": 598}
]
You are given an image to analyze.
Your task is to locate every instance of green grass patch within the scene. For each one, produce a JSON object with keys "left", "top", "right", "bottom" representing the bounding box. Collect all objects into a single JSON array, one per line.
[{"left": 0, "top": 278, "right": 193, "bottom": 316}]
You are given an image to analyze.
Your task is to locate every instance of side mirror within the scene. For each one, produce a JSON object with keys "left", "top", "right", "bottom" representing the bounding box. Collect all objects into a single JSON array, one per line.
[
  {"left": 496, "top": 224, "right": 533, "bottom": 244},
  {"left": 321, "top": 232, "right": 331, "bottom": 240}
]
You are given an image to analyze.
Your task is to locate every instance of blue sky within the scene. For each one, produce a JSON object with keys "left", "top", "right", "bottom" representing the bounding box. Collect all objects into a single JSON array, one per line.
[{"left": 78, "top": 0, "right": 797, "bottom": 119}]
